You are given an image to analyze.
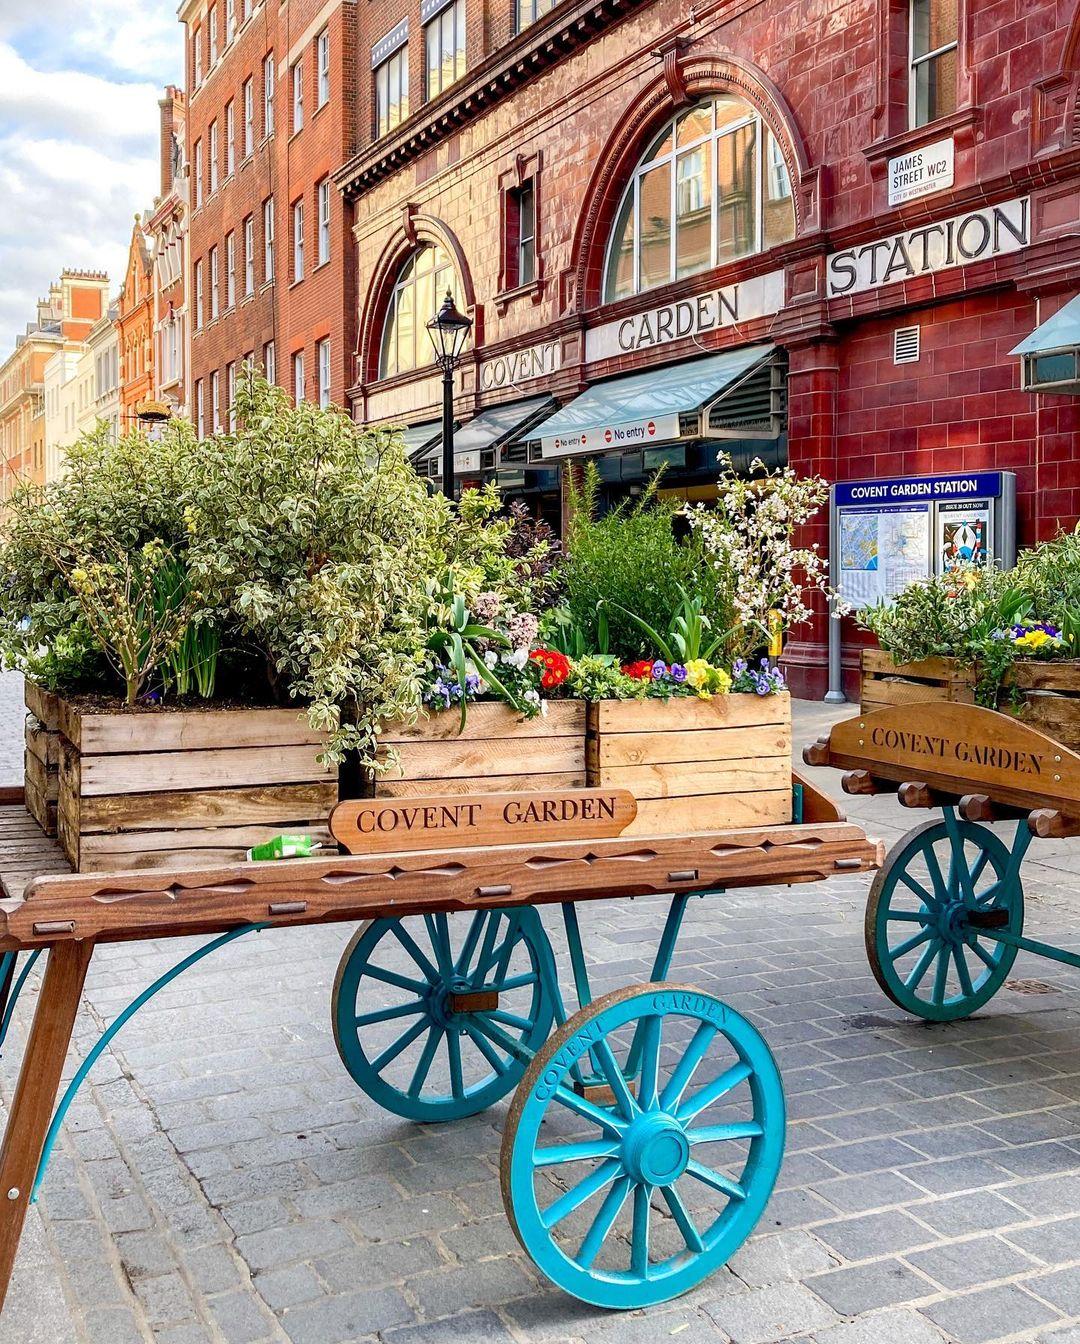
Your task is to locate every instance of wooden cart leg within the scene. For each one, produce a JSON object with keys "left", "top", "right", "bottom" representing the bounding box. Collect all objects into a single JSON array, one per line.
[{"left": 0, "top": 940, "right": 93, "bottom": 1315}]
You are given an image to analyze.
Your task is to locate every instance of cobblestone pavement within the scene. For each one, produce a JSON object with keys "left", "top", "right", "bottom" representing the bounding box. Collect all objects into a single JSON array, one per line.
[{"left": 2, "top": 697, "right": 1080, "bottom": 1344}]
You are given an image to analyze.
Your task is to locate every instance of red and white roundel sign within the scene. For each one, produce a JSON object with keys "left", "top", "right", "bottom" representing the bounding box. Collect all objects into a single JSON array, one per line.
[
  {"left": 647, "top": 420, "right": 656, "bottom": 436},
  {"left": 604, "top": 428, "right": 613, "bottom": 444}
]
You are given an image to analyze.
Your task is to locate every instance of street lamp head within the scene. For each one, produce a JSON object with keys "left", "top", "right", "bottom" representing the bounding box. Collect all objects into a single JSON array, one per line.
[{"left": 426, "top": 289, "right": 472, "bottom": 367}]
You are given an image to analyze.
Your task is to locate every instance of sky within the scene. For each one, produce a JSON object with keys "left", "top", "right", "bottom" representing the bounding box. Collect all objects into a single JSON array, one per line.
[{"left": 0, "top": 0, "right": 180, "bottom": 342}]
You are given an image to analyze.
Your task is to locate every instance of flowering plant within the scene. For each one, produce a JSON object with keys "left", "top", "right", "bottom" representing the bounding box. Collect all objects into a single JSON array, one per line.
[
  {"left": 730, "top": 657, "right": 787, "bottom": 697},
  {"left": 1006, "top": 621, "right": 1068, "bottom": 656},
  {"left": 687, "top": 454, "right": 838, "bottom": 657},
  {"left": 530, "top": 648, "right": 571, "bottom": 690}
]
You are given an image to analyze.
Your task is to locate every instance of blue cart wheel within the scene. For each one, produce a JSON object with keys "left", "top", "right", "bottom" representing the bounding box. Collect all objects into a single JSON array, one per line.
[
  {"left": 866, "top": 818, "right": 1022, "bottom": 1022},
  {"left": 500, "top": 983, "right": 784, "bottom": 1309},
  {"left": 333, "top": 909, "right": 556, "bottom": 1122}
]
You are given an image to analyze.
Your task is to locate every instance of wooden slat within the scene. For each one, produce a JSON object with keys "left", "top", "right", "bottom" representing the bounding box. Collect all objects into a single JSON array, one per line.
[
  {"left": 77, "top": 744, "right": 334, "bottom": 797},
  {"left": 588, "top": 725, "right": 789, "bottom": 769},
  {"left": 73, "top": 782, "right": 339, "bottom": 833},
  {"left": 860, "top": 681, "right": 972, "bottom": 709},
  {"left": 593, "top": 758, "right": 789, "bottom": 799},
  {"left": 1005, "top": 662, "right": 1080, "bottom": 693},
  {"left": 23, "top": 682, "right": 59, "bottom": 732},
  {"left": 625, "top": 790, "right": 792, "bottom": 835},
  {"left": 373, "top": 772, "right": 585, "bottom": 798},
  {"left": 331, "top": 789, "right": 636, "bottom": 855},
  {"left": 861, "top": 650, "right": 974, "bottom": 683},
  {"left": 379, "top": 700, "right": 584, "bottom": 743},
  {"left": 1006, "top": 696, "right": 1080, "bottom": 750},
  {"left": 24, "top": 751, "right": 58, "bottom": 803},
  {"left": 58, "top": 701, "right": 325, "bottom": 753},
  {"left": 380, "top": 737, "right": 582, "bottom": 782},
  {"left": 24, "top": 718, "right": 58, "bottom": 769},
  {"left": 79, "top": 822, "right": 334, "bottom": 858},
  {"left": 588, "top": 694, "right": 790, "bottom": 734},
  {"left": 1, "top": 819, "right": 882, "bottom": 951}
]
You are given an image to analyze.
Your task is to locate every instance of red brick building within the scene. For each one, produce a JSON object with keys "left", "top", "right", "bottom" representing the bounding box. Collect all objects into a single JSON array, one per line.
[
  {"left": 180, "top": 0, "right": 358, "bottom": 431},
  {"left": 147, "top": 86, "right": 190, "bottom": 417},
  {"left": 116, "top": 217, "right": 155, "bottom": 426},
  {"left": 335, "top": 0, "right": 1080, "bottom": 698}
]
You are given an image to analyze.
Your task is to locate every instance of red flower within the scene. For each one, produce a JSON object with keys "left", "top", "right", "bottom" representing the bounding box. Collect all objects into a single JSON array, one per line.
[
  {"left": 621, "top": 660, "right": 654, "bottom": 681},
  {"left": 530, "top": 648, "right": 571, "bottom": 690}
]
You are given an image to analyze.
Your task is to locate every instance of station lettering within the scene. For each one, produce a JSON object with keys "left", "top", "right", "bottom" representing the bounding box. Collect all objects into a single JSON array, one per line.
[
  {"left": 827, "top": 198, "right": 1030, "bottom": 298},
  {"left": 354, "top": 792, "right": 619, "bottom": 834},
  {"left": 869, "top": 726, "right": 1044, "bottom": 777},
  {"left": 480, "top": 340, "right": 561, "bottom": 391}
]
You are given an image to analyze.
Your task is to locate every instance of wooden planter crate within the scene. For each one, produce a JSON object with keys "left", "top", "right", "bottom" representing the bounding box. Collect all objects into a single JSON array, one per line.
[
  {"left": 587, "top": 693, "right": 792, "bottom": 836},
  {"left": 859, "top": 651, "right": 1080, "bottom": 755},
  {"left": 23, "top": 682, "right": 60, "bottom": 836},
  {"left": 54, "top": 698, "right": 336, "bottom": 872},
  {"left": 374, "top": 700, "right": 586, "bottom": 796},
  {"left": 860, "top": 649, "right": 976, "bottom": 711}
]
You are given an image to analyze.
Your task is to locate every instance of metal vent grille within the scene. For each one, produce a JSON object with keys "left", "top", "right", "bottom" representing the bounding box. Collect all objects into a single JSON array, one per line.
[
  {"left": 706, "top": 358, "right": 787, "bottom": 439},
  {"left": 894, "top": 325, "right": 921, "bottom": 364}
]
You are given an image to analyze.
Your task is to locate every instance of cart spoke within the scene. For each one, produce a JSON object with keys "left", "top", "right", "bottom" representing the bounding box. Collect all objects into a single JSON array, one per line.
[
  {"left": 489, "top": 1008, "right": 534, "bottom": 1032},
  {"left": 425, "top": 914, "right": 456, "bottom": 982},
  {"left": 354, "top": 999, "right": 427, "bottom": 1028},
  {"left": 576, "top": 1175, "right": 632, "bottom": 1269},
  {"left": 687, "top": 1119, "right": 763, "bottom": 1145},
  {"left": 454, "top": 911, "right": 486, "bottom": 976},
  {"left": 904, "top": 939, "right": 940, "bottom": 991},
  {"left": 931, "top": 946, "right": 950, "bottom": 1006},
  {"left": 924, "top": 845, "right": 950, "bottom": 903},
  {"left": 889, "top": 928, "right": 933, "bottom": 960},
  {"left": 888, "top": 910, "right": 930, "bottom": 924},
  {"left": 407, "top": 1025, "right": 443, "bottom": 1097},
  {"left": 496, "top": 972, "right": 539, "bottom": 993},
  {"left": 677, "top": 1061, "right": 753, "bottom": 1124},
  {"left": 686, "top": 1159, "right": 746, "bottom": 1201},
  {"left": 446, "top": 1029, "right": 465, "bottom": 1099},
  {"left": 630, "top": 1182, "right": 651, "bottom": 1278},
  {"left": 592, "top": 1036, "right": 639, "bottom": 1121},
  {"left": 970, "top": 938, "right": 998, "bottom": 970},
  {"left": 969, "top": 848, "right": 992, "bottom": 889},
  {"left": 658, "top": 1021, "right": 717, "bottom": 1111},
  {"left": 974, "top": 879, "right": 1005, "bottom": 907},
  {"left": 473, "top": 925, "right": 522, "bottom": 981},
  {"left": 898, "top": 871, "right": 939, "bottom": 908},
  {"left": 361, "top": 963, "right": 429, "bottom": 996},
  {"left": 390, "top": 925, "right": 440, "bottom": 982},
  {"left": 635, "top": 1014, "right": 662, "bottom": 1110},
  {"left": 952, "top": 944, "right": 975, "bottom": 998},
  {"left": 532, "top": 1138, "right": 622, "bottom": 1169},
  {"left": 662, "top": 1184, "right": 705, "bottom": 1253},
  {"left": 461, "top": 1020, "right": 510, "bottom": 1075},
  {"left": 370, "top": 1017, "right": 430, "bottom": 1073},
  {"left": 551, "top": 1084, "right": 627, "bottom": 1137},
  {"left": 541, "top": 1158, "right": 622, "bottom": 1229}
]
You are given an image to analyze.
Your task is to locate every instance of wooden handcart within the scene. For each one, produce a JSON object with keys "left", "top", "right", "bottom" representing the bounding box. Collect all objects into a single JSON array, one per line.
[
  {"left": 0, "top": 774, "right": 879, "bottom": 1314},
  {"left": 805, "top": 701, "right": 1080, "bottom": 1023}
]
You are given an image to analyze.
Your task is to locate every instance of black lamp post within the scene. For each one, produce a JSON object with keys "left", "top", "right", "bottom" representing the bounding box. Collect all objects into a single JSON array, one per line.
[{"left": 426, "top": 289, "right": 472, "bottom": 499}]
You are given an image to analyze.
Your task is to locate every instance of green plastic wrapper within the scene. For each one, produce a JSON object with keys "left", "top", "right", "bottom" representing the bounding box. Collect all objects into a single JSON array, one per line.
[{"left": 246, "top": 834, "right": 320, "bottom": 862}]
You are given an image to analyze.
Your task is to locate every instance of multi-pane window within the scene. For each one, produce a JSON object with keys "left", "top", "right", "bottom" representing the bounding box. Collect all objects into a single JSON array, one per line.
[
  {"left": 227, "top": 362, "right": 237, "bottom": 430},
  {"left": 194, "top": 260, "right": 204, "bottom": 328},
  {"left": 195, "top": 379, "right": 205, "bottom": 436},
  {"left": 425, "top": 0, "right": 465, "bottom": 99},
  {"left": 508, "top": 181, "right": 536, "bottom": 287},
  {"left": 243, "top": 79, "right": 254, "bottom": 157},
  {"left": 910, "top": 0, "right": 958, "bottom": 127},
  {"left": 211, "top": 370, "right": 221, "bottom": 432},
  {"left": 292, "top": 60, "right": 304, "bottom": 132},
  {"left": 209, "top": 246, "right": 220, "bottom": 319},
  {"left": 603, "top": 95, "right": 795, "bottom": 301},
  {"left": 317, "top": 338, "right": 331, "bottom": 408},
  {"left": 317, "top": 29, "right": 330, "bottom": 107},
  {"left": 226, "top": 232, "right": 236, "bottom": 308},
  {"left": 375, "top": 46, "right": 408, "bottom": 138},
  {"left": 208, "top": 4, "right": 218, "bottom": 63},
  {"left": 263, "top": 340, "right": 276, "bottom": 384},
  {"left": 263, "top": 53, "right": 275, "bottom": 135},
  {"left": 194, "top": 139, "right": 204, "bottom": 208},
  {"left": 225, "top": 101, "right": 235, "bottom": 176},
  {"left": 293, "top": 351, "right": 305, "bottom": 403},
  {"left": 244, "top": 215, "right": 255, "bottom": 295},
  {"left": 293, "top": 200, "right": 304, "bottom": 280},
  {"left": 242, "top": 0, "right": 251, "bottom": 19},
  {"left": 225, "top": 0, "right": 235, "bottom": 41},
  {"left": 263, "top": 196, "right": 275, "bottom": 281},
  {"left": 380, "top": 244, "right": 457, "bottom": 377},
  {"left": 516, "top": 0, "right": 556, "bottom": 32},
  {"left": 192, "top": 28, "right": 203, "bottom": 88},
  {"left": 318, "top": 180, "right": 330, "bottom": 266},
  {"left": 208, "top": 120, "right": 219, "bottom": 193}
]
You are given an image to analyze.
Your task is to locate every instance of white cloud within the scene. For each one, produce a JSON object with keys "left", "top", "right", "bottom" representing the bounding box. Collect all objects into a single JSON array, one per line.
[{"left": 0, "top": 13, "right": 174, "bottom": 340}]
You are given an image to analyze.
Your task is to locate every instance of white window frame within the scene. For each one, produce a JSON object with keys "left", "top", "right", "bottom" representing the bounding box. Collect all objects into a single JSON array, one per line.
[
  {"left": 227, "top": 361, "right": 237, "bottom": 430},
  {"left": 209, "top": 246, "right": 220, "bottom": 319},
  {"left": 226, "top": 231, "right": 236, "bottom": 308},
  {"left": 516, "top": 0, "right": 556, "bottom": 33},
  {"left": 375, "top": 45, "right": 409, "bottom": 138},
  {"left": 263, "top": 196, "right": 275, "bottom": 281},
  {"left": 317, "top": 28, "right": 330, "bottom": 107},
  {"left": 194, "top": 139, "right": 204, "bottom": 209},
  {"left": 292, "top": 60, "right": 304, "bottom": 132},
  {"left": 264, "top": 340, "right": 276, "bottom": 384},
  {"left": 194, "top": 260, "right": 204, "bottom": 328},
  {"left": 225, "top": 100, "right": 235, "bottom": 177},
  {"left": 317, "top": 337, "right": 331, "bottom": 408},
  {"left": 226, "top": 0, "right": 235, "bottom": 41},
  {"left": 425, "top": 0, "right": 465, "bottom": 99},
  {"left": 192, "top": 27, "right": 203, "bottom": 88},
  {"left": 909, "top": 0, "right": 958, "bottom": 128},
  {"left": 211, "top": 370, "right": 221, "bottom": 432},
  {"left": 208, "top": 120, "right": 219, "bottom": 193},
  {"left": 318, "top": 179, "right": 330, "bottom": 266},
  {"left": 263, "top": 53, "right": 275, "bottom": 136},
  {"left": 517, "top": 181, "right": 535, "bottom": 286},
  {"left": 208, "top": 3, "right": 218, "bottom": 63},
  {"left": 244, "top": 215, "right": 255, "bottom": 295},
  {"left": 243, "top": 78, "right": 254, "bottom": 157},
  {"left": 196, "top": 378, "right": 205, "bottom": 436},
  {"left": 293, "top": 199, "right": 304, "bottom": 280},
  {"left": 293, "top": 351, "right": 304, "bottom": 403}
]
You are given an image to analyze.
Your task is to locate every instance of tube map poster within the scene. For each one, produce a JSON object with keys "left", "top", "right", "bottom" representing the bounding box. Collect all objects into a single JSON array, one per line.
[{"left": 838, "top": 504, "right": 932, "bottom": 607}]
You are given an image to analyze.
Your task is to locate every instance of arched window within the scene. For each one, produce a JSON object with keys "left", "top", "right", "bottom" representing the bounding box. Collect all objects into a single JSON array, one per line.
[
  {"left": 379, "top": 243, "right": 459, "bottom": 378},
  {"left": 603, "top": 95, "right": 795, "bottom": 302}
]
